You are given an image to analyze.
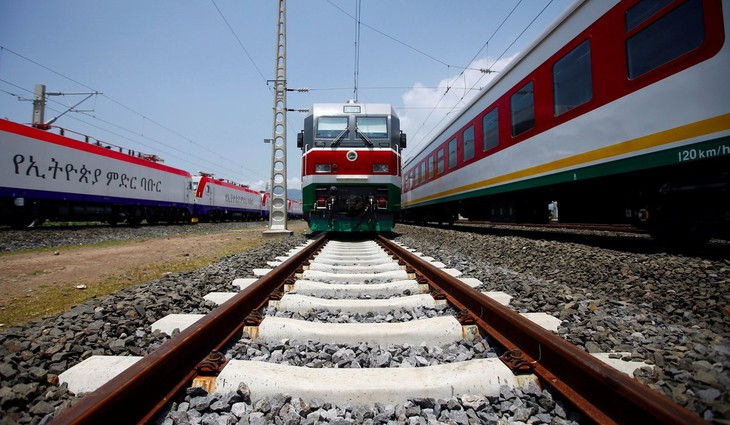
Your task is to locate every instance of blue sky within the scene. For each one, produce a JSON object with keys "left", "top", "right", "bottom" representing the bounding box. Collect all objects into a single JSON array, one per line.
[{"left": 0, "top": 0, "right": 573, "bottom": 191}]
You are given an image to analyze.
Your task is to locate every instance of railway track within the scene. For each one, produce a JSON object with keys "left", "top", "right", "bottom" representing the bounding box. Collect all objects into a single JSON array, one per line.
[{"left": 50, "top": 233, "right": 706, "bottom": 424}]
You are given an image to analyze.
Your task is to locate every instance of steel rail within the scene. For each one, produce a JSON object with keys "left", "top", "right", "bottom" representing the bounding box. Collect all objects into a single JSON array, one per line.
[
  {"left": 50, "top": 233, "right": 327, "bottom": 425},
  {"left": 377, "top": 235, "right": 706, "bottom": 425}
]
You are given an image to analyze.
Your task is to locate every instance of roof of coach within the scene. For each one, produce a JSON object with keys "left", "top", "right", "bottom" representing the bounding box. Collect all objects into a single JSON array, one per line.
[
  {"left": 311, "top": 103, "right": 396, "bottom": 118},
  {"left": 403, "top": 0, "right": 589, "bottom": 167}
]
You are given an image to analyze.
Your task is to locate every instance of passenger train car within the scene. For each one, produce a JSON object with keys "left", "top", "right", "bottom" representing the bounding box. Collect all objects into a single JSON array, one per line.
[
  {"left": 0, "top": 117, "right": 296, "bottom": 227},
  {"left": 192, "top": 173, "right": 262, "bottom": 222},
  {"left": 401, "top": 0, "right": 729, "bottom": 245},
  {"left": 298, "top": 102, "right": 406, "bottom": 232}
]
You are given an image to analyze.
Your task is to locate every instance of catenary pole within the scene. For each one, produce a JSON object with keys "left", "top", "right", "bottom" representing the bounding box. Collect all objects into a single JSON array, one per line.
[{"left": 263, "top": 0, "right": 293, "bottom": 237}]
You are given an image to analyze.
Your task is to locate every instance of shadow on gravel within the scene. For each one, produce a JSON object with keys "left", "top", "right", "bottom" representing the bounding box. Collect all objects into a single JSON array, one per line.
[{"left": 403, "top": 223, "right": 730, "bottom": 261}]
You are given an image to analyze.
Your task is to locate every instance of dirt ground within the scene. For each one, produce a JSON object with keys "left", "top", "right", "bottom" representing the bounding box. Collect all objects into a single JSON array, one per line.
[{"left": 0, "top": 222, "right": 308, "bottom": 327}]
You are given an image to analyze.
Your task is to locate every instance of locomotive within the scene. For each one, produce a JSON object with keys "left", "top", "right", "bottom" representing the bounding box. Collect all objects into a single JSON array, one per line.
[
  {"left": 0, "top": 118, "right": 299, "bottom": 227},
  {"left": 400, "top": 0, "right": 729, "bottom": 245},
  {"left": 297, "top": 101, "right": 405, "bottom": 232}
]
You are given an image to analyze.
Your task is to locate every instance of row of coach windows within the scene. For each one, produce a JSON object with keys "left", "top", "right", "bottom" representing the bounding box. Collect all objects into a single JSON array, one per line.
[{"left": 408, "top": 0, "right": 705, "bottom": 190}]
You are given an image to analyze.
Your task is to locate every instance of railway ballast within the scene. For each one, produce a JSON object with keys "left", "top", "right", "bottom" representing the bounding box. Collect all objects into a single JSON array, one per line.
[{"left": 0, "top": 224, "right": 727, "bottom": 423}]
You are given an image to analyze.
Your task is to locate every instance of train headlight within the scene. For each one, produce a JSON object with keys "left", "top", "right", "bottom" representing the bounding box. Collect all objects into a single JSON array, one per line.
[
  {"left": 373, "top": 164, "right": 389, "bottom": 173},
  {"left": 316, "top": 196, "right": 328, "bottom": 209},
  {"left": 315, "top": 164, "right": 332, "bottom": 173}
]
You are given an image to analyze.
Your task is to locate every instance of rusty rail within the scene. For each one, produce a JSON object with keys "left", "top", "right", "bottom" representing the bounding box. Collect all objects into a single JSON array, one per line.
[
  {"left": 377, "top": 235, "right": 705, "bottom": 425},
  {"left": 50, "top": 234, "right": 327, "bottom": 425}
]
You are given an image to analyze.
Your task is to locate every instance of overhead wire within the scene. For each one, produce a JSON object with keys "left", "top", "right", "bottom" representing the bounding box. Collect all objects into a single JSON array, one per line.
[
  {"left": 0, "top": 78, "right": 263, "bottom": 182},
  {"left": 324, "top": 0, "right": 492, "bottom": 74},
  {"left": 0, "top": 46, "right": 268, "bottom": 184},
  {"left": 210, "top": 0, "right": 310, "bottom": 186},
  {"left": 210, "top": 0, "right": 269, "bottom": 86},
  {"left": 407, "top": 0, "right": 556, "bottom": 157},
  {"left": 406, "top": 0, "right": 523, "bottom": 153}
]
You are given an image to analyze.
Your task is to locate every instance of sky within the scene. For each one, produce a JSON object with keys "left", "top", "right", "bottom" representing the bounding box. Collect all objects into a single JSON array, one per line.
[{"left": 0, "top": 0, "right": 573, "bottom": 192}]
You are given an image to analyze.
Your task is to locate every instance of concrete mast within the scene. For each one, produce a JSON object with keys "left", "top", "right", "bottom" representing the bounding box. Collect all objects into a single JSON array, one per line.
[{"left": 264, "top": 0, "right": 293, "bottom": 237}]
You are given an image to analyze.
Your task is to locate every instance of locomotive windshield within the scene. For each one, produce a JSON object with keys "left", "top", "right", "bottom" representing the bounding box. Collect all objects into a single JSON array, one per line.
[
  {"left": 355, "top": 117, "right": 388, "bottom": 138},
  {"left": 316, "top": 117, "right": 349, "bottom": 138},
  {"left": 314, "top": 115, "right": 390, "bottom": 148}
]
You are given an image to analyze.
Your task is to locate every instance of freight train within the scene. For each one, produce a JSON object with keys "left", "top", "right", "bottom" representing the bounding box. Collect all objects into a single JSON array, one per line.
[
  {"left": 0, "top": 118, "right": 300, "bottom": 227},
  {"left": 297, "top": 101, "right": 405, "bottom": 232},
  {"left": 400, "top": 0, "right": 729, "bottom": 246}
]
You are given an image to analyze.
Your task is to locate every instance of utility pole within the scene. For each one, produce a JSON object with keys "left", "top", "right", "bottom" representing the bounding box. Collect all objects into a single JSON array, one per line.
[
  {"left": 31, "top": 83, "right": 100, "bottom": 130},
  {"left": 263, "top": 0, "right": 293, "bottom": 237},
  {"left": 32, "top": 84, "right": 46, "bottom": 127}
]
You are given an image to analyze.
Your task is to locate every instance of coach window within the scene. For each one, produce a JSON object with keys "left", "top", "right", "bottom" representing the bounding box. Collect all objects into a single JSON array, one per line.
[
  {"left": 428, "top": 155, "right": 435, "bottom": 179},
  {"left": 511, "top": 81, "right": 534, "bottom": 136},
  {"left": 420, "top": 162, "right": 426, "bottom": 183},
  {"left": 626, "top": 0, "right": 673, "bottom": 31},
  {"left": 483, "top": 108, "right": 499, "bottom": 152},
  {"left": 316, "top": 117, "right": 349, "bottom": 138},
  {"left": 437, "top": 148, "right": 445, "bottom": 174},
  {"left": 553, "top": 40, "right": 592, "bottom": 115},
  {"left": 626, "top": 0, "right": 704, "bottom": 79},
  {"left": 448, "top": 138, "right": 458, "bottom": 169},
  {"left": 463, "top": 125, "right": 475, "bottom": 161}
]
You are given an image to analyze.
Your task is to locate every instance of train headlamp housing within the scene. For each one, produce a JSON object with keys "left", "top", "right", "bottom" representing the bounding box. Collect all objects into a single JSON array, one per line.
[
  {"left": 373, "top": 164, "right": 389, "bottom": 173},
  {"left": 315, "top": 164, "right": 332, "bottom": 173},
  {"left": 315, "top": 196, "right": 328, "bottom": 209},
  {"left": 369, "top": 195, "right": 388, "bottom": 209}
]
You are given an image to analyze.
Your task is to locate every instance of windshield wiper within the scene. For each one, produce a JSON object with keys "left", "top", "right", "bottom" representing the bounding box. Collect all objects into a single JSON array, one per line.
[
  {"left": 355, "top": 127, "right": 374, "bottom": 147},
  {"left": 330, "top": 128, "right": 349, "bottom": 147}
]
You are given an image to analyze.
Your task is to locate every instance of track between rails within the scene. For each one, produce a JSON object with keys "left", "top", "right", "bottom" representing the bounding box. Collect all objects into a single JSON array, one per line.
[{"left": 51, "top": 233, "right": 704, "bottom": 425}]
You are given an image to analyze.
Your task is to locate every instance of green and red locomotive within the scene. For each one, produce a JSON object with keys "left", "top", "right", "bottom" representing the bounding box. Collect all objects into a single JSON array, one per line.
[{"left": 298, "top": 102, "right": 405, "bottom": 232}]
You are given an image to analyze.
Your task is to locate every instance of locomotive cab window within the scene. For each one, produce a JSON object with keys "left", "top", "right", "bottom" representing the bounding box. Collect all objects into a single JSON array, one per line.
[
  {"left": 626, "top": 0, "right": 705, "bottom": 79},
  {"left": 553, "top": 40, "right": 592, "bottom": 116},
  {"left": 356, "top": 117, "right": 388, "bottom": 139},
  {"left": 316, "top": 117, "right": 349, "bottom": 139},
  {"left": 463, "top": 125, "right": 475, "bottom": 162},
  {"left": 483, "top": 109, "right": 499, "bottom": 152},
  {"left": 511, "top": 81, "right": 535, "bottom": 136}
]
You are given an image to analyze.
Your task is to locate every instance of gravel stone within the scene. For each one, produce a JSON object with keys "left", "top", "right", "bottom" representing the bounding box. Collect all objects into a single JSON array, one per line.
[{"left": 3, "top": 222, "right": 728, "bottom": 423}]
